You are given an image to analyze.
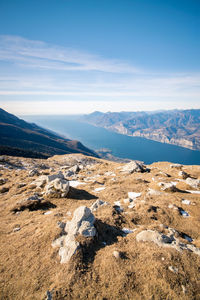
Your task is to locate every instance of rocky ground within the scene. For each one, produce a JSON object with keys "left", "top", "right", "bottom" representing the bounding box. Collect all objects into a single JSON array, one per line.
[{"left": 0, "top": 154, "right": 200, "bottom": 300}]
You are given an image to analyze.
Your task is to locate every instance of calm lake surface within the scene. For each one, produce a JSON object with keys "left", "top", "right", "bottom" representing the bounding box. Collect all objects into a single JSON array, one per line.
[{"left": 23, "top": 115, "right": 200, "bottom": 165}]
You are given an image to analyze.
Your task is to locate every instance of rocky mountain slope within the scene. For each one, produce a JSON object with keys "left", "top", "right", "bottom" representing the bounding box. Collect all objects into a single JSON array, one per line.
[
  {"left": 81, "top": 109, "right": 200, "bottom": 151},
  {"left": 0, "top": 108, "right": 97, "bottom": 158},
  {"left": 0, "top": 154, "right": 200, "bottom": 299}
]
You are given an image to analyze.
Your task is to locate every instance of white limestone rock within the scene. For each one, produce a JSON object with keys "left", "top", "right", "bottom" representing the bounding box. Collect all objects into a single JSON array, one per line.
[
  {"left": 54, "top": 206, "right": 96, "bottom": 264},
  {"left": 136, "top": 229, "right": 200, "bottom": 256},
  {"left": 121, "top": 160, "right": 147, "bottom": 173},
  {"left": 158, "top": 182, "right": 178, "bottom": 192},
  {"left": 186, "top": 177, "right": 200, "bottom": 189},
  {"left": 59, "top": 235, "right": 80, "bottom": 264},
  {"left": 113, "top": 250, "right": 120, "bottom": 259},
  {"left": 128, "top": 192, "right": 141, "bottom": 199},
  {"left": 32, "top": 175, "right": 47, "bottom": 188},
  {"left": 44, "top": 178, "right": 69, "bottom": 198},
  {"left": 0, "top": 178, "right": 7, "bottom": 185},
  {"left": 28, "top": 169, "right": 39, "bottom": 177},
  {"left": 170, "top": 164, "right": 182, "bottom": 169},
  {"left": 179, "top": 170, "right": 189, "bottom": 179},
  {"left": 65, "top": 206, "right": 96, "bottom": 237},
  {"left": 90, "top": 199, "right": 108, "bottom": 211},
  {"left": 47, "top": 171, "right": 64, "bottom": 183}
]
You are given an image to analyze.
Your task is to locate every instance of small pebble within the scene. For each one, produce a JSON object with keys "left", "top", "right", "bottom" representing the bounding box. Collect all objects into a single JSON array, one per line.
[
  {"left": 113, "top": 250, "right": 120, "bottom": 259},
  {"left": 13, "top": 227, "right": 21, "bottom": 232},
  {"left": 181, "top": 285, "right": 186, "bottom": 294},
  {"left": 168, "top": 266, "right": 178, "bottom": 273},
  {"left": 44, "top": 211, "right": 52, "bottom": 215},
  {"left": 182, "top": 199, "right": 191, "bottom": 205}
]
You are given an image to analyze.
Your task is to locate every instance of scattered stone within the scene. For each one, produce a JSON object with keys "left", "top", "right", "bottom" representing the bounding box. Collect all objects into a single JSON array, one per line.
[
  {"left": 186, "top": 190, "right": 200, "bottom": 194},
  {"left": 182, "top": 199, "right": 191, "bottom": 205},
  {"left": 69, "top": 180, "right": 86, "bottom": 188},
  {"left": 90, "top": 199, "right": 108, "bottom": 211},
  {"left": 121, "top": 160, "right": 148, "bottom": 173},
  {"left": 67, "top": 165, "right": 80, "bottom": 175},
  {"left": 12, "top": 193, "right": 44, "bottom": 212},
  {"left": 104, "top": 171, "right": 116, "bottom": 176},
  {"left": 182, "top": 234, "right": 193, "bottom": 242},
  {"left": 28, "top": 169, "right": 39, "bottom": 177},
  {"left": 123, "top": 198, "right": 132, "bottom": 204},
  {"left": 159, "top": 171, "right": 171, "bottom": 177},
  {"left": 47, "top": 171, "right": 64, "bottom": 183},
  {"left": 53, "top": 206, "right": 96, "bottom": 263},
  {"left": 158, "top": 182, "right": 178, "bottom": 192},
  {"left": 44, "top": 178, "right": 69, "bottom": 198},
  {"left": 32, "top": 175, "right": 47, "bottom": 188},
  {"left": 168, "top": 204, "right": 178, "bottom": 210},
  {"left": 44, "top": 211, "right": 52, "bottom": 215},
  {"left": 128, "top": 192, "right": 141, "bottom": 199},
  {"left": 113, "top": 250, "right": 121, "bottom": 259},
  {"left": 179, "top": 170, "right": 189, "bottom": 179},
  {"left": 13, "top": 227, "right": 21, "bottom": 232},
  {"left": 128, "top": 202, "right": 135, "bottom": 209},
  {"left": 182, "top": 285, "right": 186, "bottom": 294},
  {"left": 170, "top": 164, "right": 182, "bottom": 169},
  {"left": 57, "top": 221, "right": 66, "bottom": 229},
  {"left": 178, "top": 208, "right": 189, "bottom": 218},
  {"left": 46, "top": 290, "right": 53, "bottom": 300},
  {"left": 147, "top": 188, "right": 162, "bottom": 196},
  {"left": 94, "top": 187, "right": 106, "bottom": 192},
  {"left": 186, "top": 177, "right": 200, "bottom": 189},
  {"left": 136, "top": 229, "right": 200, "bottom": 256},
  {"left": 52, "top": 236, "right": 65, "bottom": 248},
  {"left": 168, "top": 266, "right": 178, "bottom": 273},
  {"left": 17, "top": 182, "right": 26, "bottom": 188},
  {"left": 0, "top": 178, "right": 7, "bottom": 185},
  {"left": 0, "top": 186, "right": 9, "bottom": 193},
  {"left": 122, "top": 228, "right": 136, "bottom": 234}
]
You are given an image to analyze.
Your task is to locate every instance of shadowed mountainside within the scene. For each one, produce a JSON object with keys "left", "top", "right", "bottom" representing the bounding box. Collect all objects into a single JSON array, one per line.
[{"left": 0, "top": 108, "right": 98, "bottom": 158}]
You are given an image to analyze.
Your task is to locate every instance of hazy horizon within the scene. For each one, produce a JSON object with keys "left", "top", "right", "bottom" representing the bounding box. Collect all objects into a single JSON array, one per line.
[{"left": 0, "top": 0, "right": 199, "bottom": 114}]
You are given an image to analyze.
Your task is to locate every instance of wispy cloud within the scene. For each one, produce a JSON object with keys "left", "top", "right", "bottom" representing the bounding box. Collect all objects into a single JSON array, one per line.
[
  {"left": 0, "top": 35, "right": 199, "bottom": 113},
  {"left": 0, "top": 35, "right": 140, "bottom": 73}
]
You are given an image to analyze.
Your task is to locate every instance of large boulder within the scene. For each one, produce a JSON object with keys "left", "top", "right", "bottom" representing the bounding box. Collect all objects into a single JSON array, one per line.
[
  {"left": 186, "top": 177, "right": 200, "bottom": 189},
  {"left": 121, "top": 161, "right": 148, "bottom": 173},
  {"left": 64, "top": 206, "right": 96, "bottom": 237},
  {"left": 53, "top": 206, "right": 96, "bottom": 263},
  {"left": 44, "top": 177, "right": 69, "bottom": 198},
  {"left": 158, "top": 182, "right": 178, "bottom": 192},
  {"left": 136, "top": 230, "right": 200, "bottom": 256}
]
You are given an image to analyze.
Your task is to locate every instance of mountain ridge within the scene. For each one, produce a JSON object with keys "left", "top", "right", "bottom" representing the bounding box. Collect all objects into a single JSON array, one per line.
[
  {"left": 81, "top": 109, "right": 200, "bottom": 151},
  {"left": 0, "top": 108, "right": 98, "bottom": 158}
]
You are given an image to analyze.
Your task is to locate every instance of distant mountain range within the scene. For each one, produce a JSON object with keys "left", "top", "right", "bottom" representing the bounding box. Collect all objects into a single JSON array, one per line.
[
  {"left": 0, "top": 108, "right": 97, "bottom": 158},
  {"left": 81, "top": 109, "right": 200, "bottom": 151}
]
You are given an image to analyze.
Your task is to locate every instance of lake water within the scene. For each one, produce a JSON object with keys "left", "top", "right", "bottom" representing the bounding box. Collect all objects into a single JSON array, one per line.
[{"left": 23, "top": 115, "right": 200, "bottom": 165}]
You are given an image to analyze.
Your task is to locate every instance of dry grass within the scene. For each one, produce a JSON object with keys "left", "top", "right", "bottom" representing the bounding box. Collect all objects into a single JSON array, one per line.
[{"left": 0, "top": 154, "right": 200, "bottom": 299}]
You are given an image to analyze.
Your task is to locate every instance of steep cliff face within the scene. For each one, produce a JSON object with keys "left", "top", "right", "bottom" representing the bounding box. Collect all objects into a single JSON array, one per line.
[{"left": 82, "top": 109, "right": 200, "bottom": 151}]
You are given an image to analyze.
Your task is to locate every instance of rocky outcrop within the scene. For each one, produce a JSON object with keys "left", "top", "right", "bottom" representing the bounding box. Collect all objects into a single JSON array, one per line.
[
  {"left": 121, "top": 160, "right": 148, "bottom": 173},
  {"left": 52, "top": 206, "right": 96, "bottom": 263},
  {"left": 136, "top": 229, "right": 200, "bottom": 256},
  {"left": 186, "top": 177, "right": 200, "bottom": 189}
]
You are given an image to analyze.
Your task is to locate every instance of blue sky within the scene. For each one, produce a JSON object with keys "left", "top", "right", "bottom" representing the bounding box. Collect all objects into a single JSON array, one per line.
[{"left": 0, "top": 0, "right": 199, "bottom": 114}]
